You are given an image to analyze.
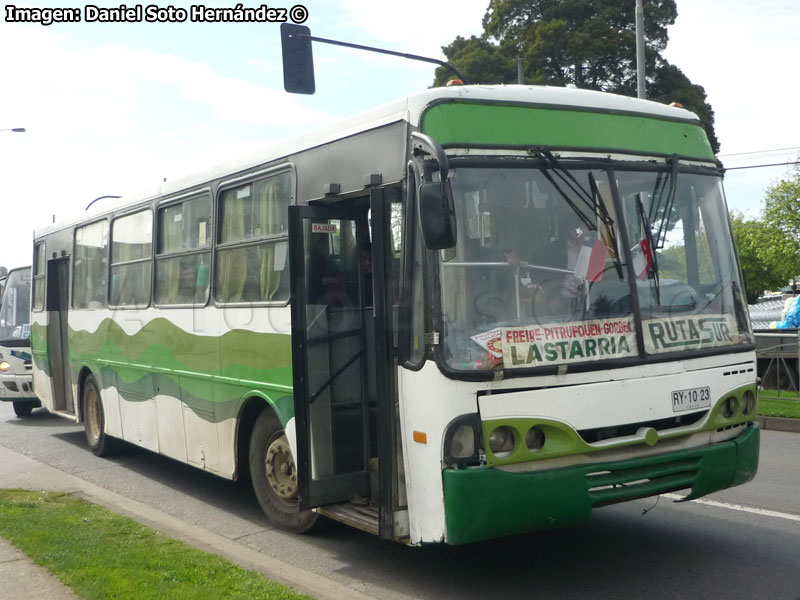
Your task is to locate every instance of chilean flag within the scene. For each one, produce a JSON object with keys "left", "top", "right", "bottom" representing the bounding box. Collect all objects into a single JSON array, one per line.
[
  {"left": 573, "top": 232, "right": 607, "bottom": 282},
  {"left": 631, "top": 237, "right": 653, "bottom": 281}
]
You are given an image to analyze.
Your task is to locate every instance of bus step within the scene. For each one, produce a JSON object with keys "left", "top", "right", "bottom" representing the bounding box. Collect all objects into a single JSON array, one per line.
[
  {"left": 316, "top": 502, "right": 379, "bottom": 535},
  {"left": 50, "top": 410, "right": 79, "bottom": 423}
]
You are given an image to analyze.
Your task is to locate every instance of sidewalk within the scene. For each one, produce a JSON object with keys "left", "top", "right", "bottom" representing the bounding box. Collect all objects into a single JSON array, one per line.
[
  {"left": 0, "top": 536, "right": 79, "bottom": 600},
  {"left": 0, "top": 444, "right": 373, "bottom": 600}
]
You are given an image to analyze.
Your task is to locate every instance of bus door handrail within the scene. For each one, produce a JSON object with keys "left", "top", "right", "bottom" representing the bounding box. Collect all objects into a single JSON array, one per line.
[{"left": 308, "top": 346, "right": 366, "bottom": 404}]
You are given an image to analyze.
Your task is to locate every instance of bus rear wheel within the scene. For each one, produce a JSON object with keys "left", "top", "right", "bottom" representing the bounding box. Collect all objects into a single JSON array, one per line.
[
  {"left": 83, "top": 374, "right": 119, "bottom": 457},
  {"left": 249, "top": 409, "right": 318, "bottom": 533},
  {"left": 12, "top": 402, "right": 33, "bottom": 418}
]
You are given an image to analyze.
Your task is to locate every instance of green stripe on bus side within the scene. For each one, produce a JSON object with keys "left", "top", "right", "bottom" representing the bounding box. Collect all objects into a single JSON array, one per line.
[
  {"left": 30, "top": 323, "right": 50, "bottom": 376},
  {"left": 68, "top": 318, "right": 293, "bottom": 378},
  {"left": 443, "top": 423, "right": 759, "bottom": 545},
  {"left": 89, "top": 365, "right": 295, "bottom": 426},
  {"left": 65, "top": 318, "right": 294, "bottom": 425},
  {"left": 420, "top": 102, "right": 715, "bottom": 159}
]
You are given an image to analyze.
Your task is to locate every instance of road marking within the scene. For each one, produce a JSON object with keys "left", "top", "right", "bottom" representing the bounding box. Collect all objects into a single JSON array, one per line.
[{"left": 664, "top": 493, "right": 800, "bottom": 523}]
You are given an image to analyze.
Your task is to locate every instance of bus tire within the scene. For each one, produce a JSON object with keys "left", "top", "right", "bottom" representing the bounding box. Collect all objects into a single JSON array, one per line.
[
  {"left": 12, "top": 402, "right": 33, "bottom": 418},
  {"left": 249, "top": 409, "right": 318, "bottom": 533},
  {"left": 82, "top": 374, "right": 119, "bottom": 457}
]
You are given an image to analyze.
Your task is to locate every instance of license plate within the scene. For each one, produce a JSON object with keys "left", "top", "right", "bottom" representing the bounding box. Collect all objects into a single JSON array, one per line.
[{"left": 671, "top": 386, "right": 711, "bottom": 412}]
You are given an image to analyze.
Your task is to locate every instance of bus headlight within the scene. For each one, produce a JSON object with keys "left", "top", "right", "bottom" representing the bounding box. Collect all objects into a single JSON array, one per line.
[
  {"left": 721, "top": 396, "right": 737, "bottom": 419},
  {"left": 741, "top": 390, "right": 756, "bottom": 415},
  {"left": 488, "top": 426, "right": 515, "bottom": 456},
  {"left": 525, "top": 426, "right": 546, "bottom": 451},
  {"left": 443, "top": 414, "right": 481, "bottom": 464},
  {"left": 0, "top": 361, "right": 11, "bottom": 373},
  {"left": 449, "top": 424, "right": 476, "bottom": 459}
]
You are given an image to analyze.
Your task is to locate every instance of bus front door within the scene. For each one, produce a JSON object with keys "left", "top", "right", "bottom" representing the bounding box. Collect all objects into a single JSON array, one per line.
[
  {"left": 45, "top": 257, "right": 75, "bottom": 415},
  {"left": 289, "top": 202, "right": 375, "bottom": 511}
]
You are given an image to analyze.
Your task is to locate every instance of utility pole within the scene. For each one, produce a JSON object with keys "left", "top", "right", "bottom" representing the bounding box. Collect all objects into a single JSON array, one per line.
[{"left": 635, "top": 0, "right": 646, "bottom": 99}]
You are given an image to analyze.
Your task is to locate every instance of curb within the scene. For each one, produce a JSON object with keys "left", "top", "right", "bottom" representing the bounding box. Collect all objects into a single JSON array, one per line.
[
  {"left": 756, "top": 416, "right": 800, "bottom": 433},
  {"left": 0, "top": 444, "right": 374, "bottom": 600}
]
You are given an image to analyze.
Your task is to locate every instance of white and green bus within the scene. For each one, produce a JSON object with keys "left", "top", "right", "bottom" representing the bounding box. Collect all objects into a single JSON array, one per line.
[
  {"left": 31, "top": 85, "right": 758, "bottom": 545},
  {"left": 0, "top": 266, "right": 38, "bottom": 417}
]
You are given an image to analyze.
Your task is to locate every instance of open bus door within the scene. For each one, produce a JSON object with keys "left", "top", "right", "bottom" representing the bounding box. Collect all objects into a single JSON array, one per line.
[
  {"left": 45, "top": 257, "right": 75, "bottom": 416},
  {"left": 288, "top": 189, "right": 397, "bottom": 539}
]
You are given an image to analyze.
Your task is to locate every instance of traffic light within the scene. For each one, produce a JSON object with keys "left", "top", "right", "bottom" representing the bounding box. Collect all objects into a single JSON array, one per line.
[{"left": 280, "top": 23, "right": 315, "bottom": 95}]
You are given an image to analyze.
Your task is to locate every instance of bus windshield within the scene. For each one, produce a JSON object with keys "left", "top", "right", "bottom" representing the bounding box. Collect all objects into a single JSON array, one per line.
[
  {"left": 439, "top": 164, "right": 751, "bottom": 372},
  {"left": 0, "top": 267, "right": 31, "bottom": 342}
]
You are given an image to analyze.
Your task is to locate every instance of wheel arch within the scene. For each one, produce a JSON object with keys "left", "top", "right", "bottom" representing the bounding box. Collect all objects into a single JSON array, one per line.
[{"left": 234, "top": 391, "right": 296, "bottom": 481}]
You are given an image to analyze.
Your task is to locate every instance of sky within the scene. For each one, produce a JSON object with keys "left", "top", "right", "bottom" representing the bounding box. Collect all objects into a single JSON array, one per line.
[{"left": 1, "top": 0, "right": 798, "bottom": 270}]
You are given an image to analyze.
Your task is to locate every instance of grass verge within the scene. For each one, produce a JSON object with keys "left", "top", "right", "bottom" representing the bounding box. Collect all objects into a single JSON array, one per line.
[
  {"left": 758, "top": 392, "right": 800, "bottom": 419},
  {"left": 0, "top": 489, "right": 312, "bottom": 600}
]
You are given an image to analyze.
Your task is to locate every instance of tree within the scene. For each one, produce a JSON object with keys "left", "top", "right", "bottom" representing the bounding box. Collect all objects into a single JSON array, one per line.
[
  {"left": 761, "top": 165, "right": 800, "bottom": 289},
  {"left": 729, "top": 212, "right": 791, "bottom": 304},
  {"left": 434, "top": 0, "right": 719, "bottom": 152}
]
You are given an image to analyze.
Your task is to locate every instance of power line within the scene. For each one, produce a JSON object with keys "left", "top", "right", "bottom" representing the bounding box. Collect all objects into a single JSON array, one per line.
[
  {"left": 724, "top": 161, "right": 800, "bottom": 171},
  {"left": 717, "top": 146, "right": 800, "bottom": 158}
]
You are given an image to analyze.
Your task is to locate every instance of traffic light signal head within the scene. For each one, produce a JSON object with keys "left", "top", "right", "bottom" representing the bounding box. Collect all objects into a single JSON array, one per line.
[{"left": 280, "top": 23, "right": 315, "bottom": 95}]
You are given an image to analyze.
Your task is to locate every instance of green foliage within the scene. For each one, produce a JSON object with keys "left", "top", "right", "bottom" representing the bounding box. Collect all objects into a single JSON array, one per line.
[
  {"left": 729, "top": 211, "right": 793, "bottom": 304},
  {"left": 434, "top": 0, "right": 719, "bottom": 152},
  {"left": 761, "top": 165, "right": 800, "bottom": 283},
  {"left": 0, "top": 490, "right": 312, "bottom": 600},
  {"left": 434, "top": 36, "right": 517, "bottom": 85}
]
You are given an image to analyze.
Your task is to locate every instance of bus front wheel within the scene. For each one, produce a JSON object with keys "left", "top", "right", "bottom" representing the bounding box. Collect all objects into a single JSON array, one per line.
[
  {"left": 249, "top": 409, "right": 318, "bottom": 533},
  {"left": 12, "top": 402, "right": 33, "bottom": 418},
  {"left": 82, "top": 374, "right": 119, "bottom": 457}
]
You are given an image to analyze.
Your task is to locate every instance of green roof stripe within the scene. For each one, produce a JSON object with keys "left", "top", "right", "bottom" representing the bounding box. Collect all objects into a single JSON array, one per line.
[{"left": 421, "top": 101, "right": 714, "bottom": 159}]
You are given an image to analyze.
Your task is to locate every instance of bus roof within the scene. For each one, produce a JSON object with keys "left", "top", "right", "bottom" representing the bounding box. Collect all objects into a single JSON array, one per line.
[{"left": 35, "top": 84, "right": 701, "bottom": 238}]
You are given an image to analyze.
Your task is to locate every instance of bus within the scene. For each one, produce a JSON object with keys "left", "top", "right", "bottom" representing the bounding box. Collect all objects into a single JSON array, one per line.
[
  {"left": 31, "top": 85, "right": 758, "bottom": 545},
  {"left": 0, "top": 266, "right": 38, "bottom": 417}
]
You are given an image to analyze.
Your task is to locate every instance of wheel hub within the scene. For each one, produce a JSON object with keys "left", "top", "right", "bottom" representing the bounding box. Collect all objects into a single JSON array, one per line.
[
  {"left": 264, "top": 435, "right": 297, "bottom": 502},
  {"left": 86, "top": 387, "right": 101, "bottom": 442}
]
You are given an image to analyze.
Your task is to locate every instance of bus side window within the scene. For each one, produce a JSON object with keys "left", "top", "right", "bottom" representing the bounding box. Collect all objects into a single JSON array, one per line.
[
  {"left": 155, "top": 197, "right": 211, "bottom": 306},
  {"left": 215, "top": 173, "right": 291, "bottom": 304},
  {"left": 110, "top": 210, "right": 152, "bottom": 308},
  {"left": 73, "top": 220, "right": 109, "bottom": 310}
]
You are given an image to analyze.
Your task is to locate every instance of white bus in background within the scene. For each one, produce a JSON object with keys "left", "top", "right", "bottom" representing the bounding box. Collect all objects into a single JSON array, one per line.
[{"left": 0, "top": 266, "right": 38, "bottom": 417}]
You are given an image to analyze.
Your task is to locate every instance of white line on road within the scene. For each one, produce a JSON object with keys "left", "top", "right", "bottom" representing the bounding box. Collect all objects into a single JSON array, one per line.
[{"left": 663, "top": 493, "right": 800, "bottom": 523}]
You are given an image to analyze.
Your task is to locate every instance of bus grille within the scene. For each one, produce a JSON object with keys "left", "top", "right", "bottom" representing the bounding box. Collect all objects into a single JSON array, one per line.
[
  {"left": 585, "top": 457, "right": 701, "bottom": 506},
  {"left": 577, "top": 411, "right": 707, "bottom": 444}
]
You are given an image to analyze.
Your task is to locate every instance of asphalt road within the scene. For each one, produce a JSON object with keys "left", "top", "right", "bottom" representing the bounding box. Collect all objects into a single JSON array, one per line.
[{"left": 1, "top": 402, "right": 799, "bottom": 599}]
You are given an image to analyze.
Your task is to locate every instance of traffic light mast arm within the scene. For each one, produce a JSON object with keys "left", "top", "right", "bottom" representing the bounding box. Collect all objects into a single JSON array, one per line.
[{"left": 300, "top": 33, "right": 468, "bottom": 84}]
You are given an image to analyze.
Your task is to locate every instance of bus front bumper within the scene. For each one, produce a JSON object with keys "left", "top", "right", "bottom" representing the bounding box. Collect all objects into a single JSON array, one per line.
[{"left": 442, "top": 422, "right": 759, "bottom": 545}]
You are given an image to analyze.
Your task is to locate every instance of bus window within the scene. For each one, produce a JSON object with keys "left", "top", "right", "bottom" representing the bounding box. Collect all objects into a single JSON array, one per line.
[
  {"left": 215, "top": 172, "right": 292, "bottom": 304},
  {"left": 0, "top": 268, "right": 31, "bottom": 341},
  {"left": 32, "top": 242, "right": 45, "bottom": 312},
  {"left": 110, "top": 210, "right": 152, "bottom": 308},
  {"left": 155, "top": 196, "right": 211, "bottom": 306},
  {"left": 73, "top": 220, "right": 109, "bottom": 309}
]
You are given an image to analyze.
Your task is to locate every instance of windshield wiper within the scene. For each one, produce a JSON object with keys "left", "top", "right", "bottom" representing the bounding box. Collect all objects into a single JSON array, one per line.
[
  {"left": 650, "top": 155, "right": 679, "bottom": 250},
  {"left": 635, "top": 191, "right": 660, "bottom": 304},
  {"left": 533, "top": 148, "right": 596, "bottom": 231},
  {"left": 533, "top": 148, "right": 622, "bottom": 277}
]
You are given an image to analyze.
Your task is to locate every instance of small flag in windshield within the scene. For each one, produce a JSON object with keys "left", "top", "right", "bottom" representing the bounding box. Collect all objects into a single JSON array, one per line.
[
  {"left": 574, "top": 232, "right": 607, "bottom": 282},
  {"left": 631, "top": 238, "right": 653, "bottom": 281}
]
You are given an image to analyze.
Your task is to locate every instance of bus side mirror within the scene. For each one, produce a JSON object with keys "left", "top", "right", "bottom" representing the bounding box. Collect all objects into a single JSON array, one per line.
[
  {"left": 280, "top": 23, "right": 315, "bottom": 94},
  {"left": 419, "top": 181, "right": 457, "bottom": 250}
]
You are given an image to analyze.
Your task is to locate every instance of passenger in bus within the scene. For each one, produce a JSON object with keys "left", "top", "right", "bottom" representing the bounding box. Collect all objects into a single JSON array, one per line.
[
  {"left": 465, "top": 239, "right": 521, "bottom": 323},
  {"left": 527, "top": 218, "right": 586, "bottom": 318}
]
